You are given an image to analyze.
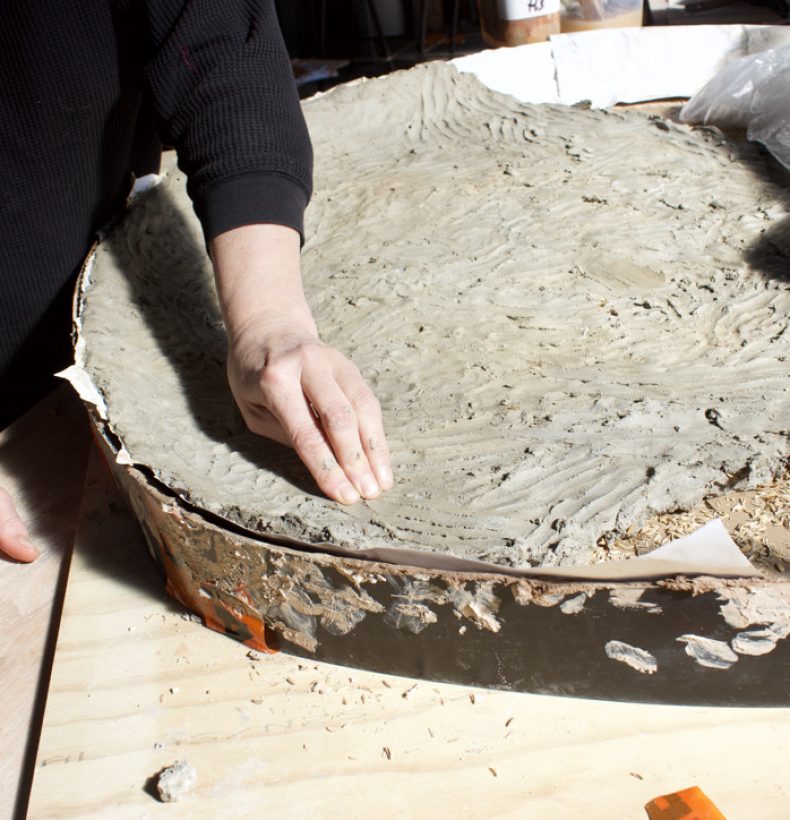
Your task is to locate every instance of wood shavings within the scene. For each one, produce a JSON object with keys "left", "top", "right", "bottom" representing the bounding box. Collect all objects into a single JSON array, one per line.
[{"left": 601, "top": 470, "right": 790, "bottom": 577}]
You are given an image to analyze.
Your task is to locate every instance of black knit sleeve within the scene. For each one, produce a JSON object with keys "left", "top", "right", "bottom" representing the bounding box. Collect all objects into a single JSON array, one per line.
[{"left": 138, "top": 0, "right": 313, "bottom": 241}]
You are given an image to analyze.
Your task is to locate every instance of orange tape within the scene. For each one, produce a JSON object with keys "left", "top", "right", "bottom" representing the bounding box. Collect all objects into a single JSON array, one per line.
[
  {"left": 157, "top": 529, "right": 278, "bottom": 654},
  {"left": 164, "top": 570, "right": 278, "bottom": 654},
  {"left": 645, "top": 786, "right": 726, "bottom": 820},
  {"left": 95, "top": 430, "right": 280, "bottom": 654}
]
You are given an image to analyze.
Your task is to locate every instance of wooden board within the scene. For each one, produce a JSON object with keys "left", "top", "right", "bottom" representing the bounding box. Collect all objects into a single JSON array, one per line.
[
  {"left": 0, "top": 387, "right": 91, "bottom": 820},
  {"left": 27, "top": 448, "right": 790, "bottom": 818}
]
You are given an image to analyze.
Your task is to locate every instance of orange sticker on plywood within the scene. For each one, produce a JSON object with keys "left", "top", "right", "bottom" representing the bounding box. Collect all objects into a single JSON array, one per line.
[{"left": 645, "top": 786, "right": 726, "bottom": 820}]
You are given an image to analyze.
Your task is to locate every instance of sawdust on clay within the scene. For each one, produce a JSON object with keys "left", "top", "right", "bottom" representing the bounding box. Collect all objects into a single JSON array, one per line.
[
  {"left": 603, "top": 472, "right": 790, "bottom": 577},
  {"left": 79, "top": 62, "right": 790, "bottom": 570}
]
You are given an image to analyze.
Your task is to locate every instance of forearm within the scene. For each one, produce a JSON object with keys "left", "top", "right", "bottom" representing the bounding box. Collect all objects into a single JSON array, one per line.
[
  {"left": 210, "top": 223, "right": 315, "bottom": 342},
  {"left": 140, "top": 0, "right": 313, "bottom": 241}
]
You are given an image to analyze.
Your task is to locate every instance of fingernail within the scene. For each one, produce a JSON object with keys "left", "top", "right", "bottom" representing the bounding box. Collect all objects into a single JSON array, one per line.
[
  {"left": 19, "top": 537, "right": 39, "bottom": 559},
  {"left": 338, "top": 484, "right": 360, "bottom": 505},
  {"left": 359, "top": 475, "right": 380, "bottom": 499},
  {"left": 377, "top": 465, "right": 394, "bottom": 491}
]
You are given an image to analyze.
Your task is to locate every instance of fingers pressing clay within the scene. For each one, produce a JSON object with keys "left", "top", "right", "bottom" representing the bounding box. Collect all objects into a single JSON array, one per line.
[
  {"left": 278, "top": 396, "right": 362, "bottom": 505},
  {"left": 302, "top": 361, "right": 381, "bottom": 501},
  {"left": 334, "top": 362, "right": 393, "bottom": 494},
  {"left": 231, "top": 339, "right": 392, "bottom": 504}
]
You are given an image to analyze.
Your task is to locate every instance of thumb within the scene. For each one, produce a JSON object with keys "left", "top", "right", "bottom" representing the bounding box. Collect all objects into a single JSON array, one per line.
[{"left": 0, "top": 488, "right": 38, "bottom": 562}]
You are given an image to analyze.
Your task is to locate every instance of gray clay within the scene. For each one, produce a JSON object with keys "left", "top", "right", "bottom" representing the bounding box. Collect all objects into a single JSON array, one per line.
[
  {"left": 156, "top": 759, "right": 197, "bottom": 802},
  {"left": 80, "top": 63, "right": 790, "bottom": 570}
]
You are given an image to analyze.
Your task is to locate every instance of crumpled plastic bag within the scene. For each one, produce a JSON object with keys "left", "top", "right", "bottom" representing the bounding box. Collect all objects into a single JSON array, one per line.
[{"left": 680, "top": 44, "right": 790, "bottom": 173}]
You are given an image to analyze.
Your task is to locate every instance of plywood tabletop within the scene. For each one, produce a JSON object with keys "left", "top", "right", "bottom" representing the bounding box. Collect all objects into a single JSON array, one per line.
[
  {"left": 0, "top": 387, "right": 91, "bottom": 820},
  {"left": 27, "top": 449, "right": 790, "bottom": 819}
]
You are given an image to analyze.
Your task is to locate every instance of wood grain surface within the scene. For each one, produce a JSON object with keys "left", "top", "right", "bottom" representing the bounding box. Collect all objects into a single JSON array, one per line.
[
  {"left": 27, "top": 448, "right": 790, "bottom": 819},
  {"left": 0, "top": 387, "right": 91, "bottom": 820}
]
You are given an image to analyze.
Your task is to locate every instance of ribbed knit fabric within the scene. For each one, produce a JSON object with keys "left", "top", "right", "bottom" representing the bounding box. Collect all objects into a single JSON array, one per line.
[{"left": 0, "top": 0, "right": 312, "bottom": 428}]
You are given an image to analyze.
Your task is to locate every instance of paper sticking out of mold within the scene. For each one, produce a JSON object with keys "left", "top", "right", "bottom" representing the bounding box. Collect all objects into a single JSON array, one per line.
[
  {"left": 452, "top": 41, "right": 559, "bottom": 104},
  {"left": 632, "top": 518, "right": 758, "bottom": 576},
  {"left": 304, "top": 518, "right": 761, "bottom": 582},
  {"left": 57, "top": 365, "right": 108, "bottom": 420},
  {"left": 549, "top": 26, "right": 743, "bottom": 108},
  {"left": 57, "top": 367, "right": 133, "bottom": 465},
  {"left": 454, "top": 24, "right": 782, "bottom": 109}
]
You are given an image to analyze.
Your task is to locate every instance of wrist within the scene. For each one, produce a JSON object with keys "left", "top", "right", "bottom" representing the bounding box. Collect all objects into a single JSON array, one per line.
[
  {"left": 228, "top": 308, "right": 319, "bottom": 352},
  {"left": 210, "top": 222, "right": 318, "bottom": 344}
]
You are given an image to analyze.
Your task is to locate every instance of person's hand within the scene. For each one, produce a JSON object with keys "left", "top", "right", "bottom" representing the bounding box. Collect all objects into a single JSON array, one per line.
[
  {"left": 0, "top": 486, "right": 38, "bottom": 561},
  {"left": 210, "top": 223, "right": 393, "bottom": 504},
  {"left": 228, "top": 320, "right": 392, "bottom": 504}
]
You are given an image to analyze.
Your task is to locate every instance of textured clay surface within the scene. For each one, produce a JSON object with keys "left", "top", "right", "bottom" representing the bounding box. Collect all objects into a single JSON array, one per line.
[{"left": 80, "top": 63, "right": 790, "bottom": 569}]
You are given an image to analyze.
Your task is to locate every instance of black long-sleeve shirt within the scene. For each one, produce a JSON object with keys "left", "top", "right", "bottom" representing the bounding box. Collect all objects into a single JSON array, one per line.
[{"left": 0, "top": 0, "right": 312, "bottom": 428}]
